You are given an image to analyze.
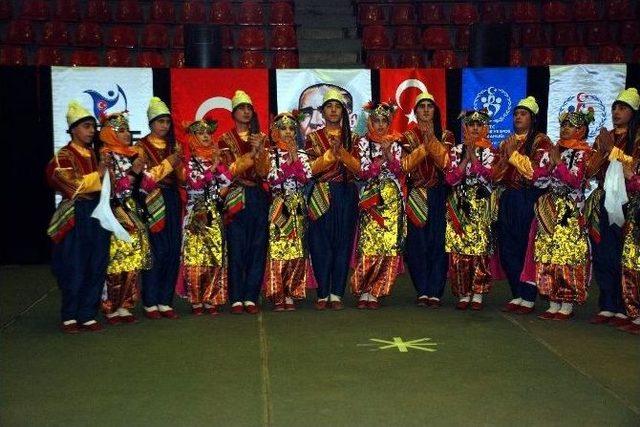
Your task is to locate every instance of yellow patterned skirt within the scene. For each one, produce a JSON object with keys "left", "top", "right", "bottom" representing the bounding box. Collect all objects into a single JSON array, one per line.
[
  {"left": 358, "top": 179, "right": 405, "bottom": 257},
  {"left": 182, "top": 200, "right": 225, "bottom": 267},
  {"left": 445, "top": 185, "right": 492, "bottom": 256},
  {"left": 622, "top": 196, "right": 640, "bottom": 272},
  {"left": 268, "top": 192, "right": 306, "bottom": 261},
  {"left": 107, "top": 201, "right": 152, "bottom": 274}
]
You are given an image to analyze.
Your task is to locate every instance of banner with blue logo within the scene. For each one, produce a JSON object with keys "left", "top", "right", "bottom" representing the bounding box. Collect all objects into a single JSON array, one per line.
[
  {"left": 461, "top": 68, "right": 527, "bottom": 146},
  {"left": 51, "top": 66, "right": 154, "bottom": 153},
  {"left": 547, "top": 64, "right": 626, "bottom": 144}
]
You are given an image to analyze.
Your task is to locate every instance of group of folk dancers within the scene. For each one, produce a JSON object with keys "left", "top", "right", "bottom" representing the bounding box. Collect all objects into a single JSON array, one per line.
[{"left": 47, "top": 86, "right": 640, "bottom": 335}]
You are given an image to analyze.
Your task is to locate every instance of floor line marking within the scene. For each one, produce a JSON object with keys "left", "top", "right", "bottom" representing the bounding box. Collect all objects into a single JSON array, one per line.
[{"left": 1, "top": 287, "right": 55, "bottom": 330}]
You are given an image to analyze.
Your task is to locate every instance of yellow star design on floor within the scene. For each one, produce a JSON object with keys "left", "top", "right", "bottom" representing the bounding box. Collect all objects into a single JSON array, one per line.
[{"left": 358, "top": 337, "right": 438, "bottom": 352}]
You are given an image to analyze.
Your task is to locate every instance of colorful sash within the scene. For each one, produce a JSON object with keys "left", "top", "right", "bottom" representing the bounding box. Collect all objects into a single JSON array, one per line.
[
  {"left": 584, "top": 187, "right": 603, "bottom": 243},
  {"left": 47, "top": 199, "right": 75, "bottom": 243},
  {"left": 406, "top": 187, "right": 428, "bottom": 227},
  {"left": 534, "top": 193, "right": 558, "bottom": 236},
  {"left": 145, "top": 187, "right": 166, "bottom": 233},
  {"left": 446, "top": 191, "right": 464, "bottom": 236},
  {"left": 270, "top": 195, "right": 296, "bottom": 239},
  {"left": 359, "top": 183, "right": 385, "bottom": 228},
  {"left": 308, "top": 181, "right": 330, "bottom": 221},
  {"left": 223, "top": 184, "right": 245, "bottom": 224}
]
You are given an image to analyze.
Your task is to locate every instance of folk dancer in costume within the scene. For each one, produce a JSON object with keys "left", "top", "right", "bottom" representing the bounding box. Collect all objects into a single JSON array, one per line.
[
  {"left": 136, "top": 97, "right": 182, "bottom": 320},
  {"left": 400, "top": 91, "right": 453, "bottom": 308},
  {"left": 99, "top": 112, "right": 168, "bottom": 324},
  {"left": 263, "top": 112, "right": 314, "bottom": 311},
  {"left": 585, "top": 88, "right": 640, "bottom": 327},
  {"left": 46, "top": 101, "right": 111, "bottom": 333},
  {"left": 351, "top": 102, "right": 428, "bottom": 309},
  {"left": 529, "top": 109, "right": 594, "bottom": 321},
  {"left": 445, "top": 110, "right": 500, "bottom": 311},
  {"left": 179, "top": 119, "right": 237, "bottom": 316},
  {"left": 495, "top": 97, "right": 552, "bottom": 315},
  {"left": 305, "top": 89, "right": 361, "bottom": 310},
  {"left": 218, "top": 90, "right": 270, "bottom": 314}
]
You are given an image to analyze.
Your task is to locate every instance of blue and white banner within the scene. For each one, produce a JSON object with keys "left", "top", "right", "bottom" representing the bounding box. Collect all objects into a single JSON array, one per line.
[
  {"left": 461, "top": 67, "right": 527, "bottom": 146},
  {"left": 276, "top": 69, "right": 372, "bottom": 138},
  {"left": 51, "top": 66, "right": 153, "bottom": 153},
  {"left": 547, "top": 64, "right": 627, "bottom": 144}
]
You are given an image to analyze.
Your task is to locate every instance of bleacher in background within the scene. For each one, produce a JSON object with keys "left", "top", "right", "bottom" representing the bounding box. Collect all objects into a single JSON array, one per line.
[{"left": 0, "top": 0, "right": 298, "bottom": 67}]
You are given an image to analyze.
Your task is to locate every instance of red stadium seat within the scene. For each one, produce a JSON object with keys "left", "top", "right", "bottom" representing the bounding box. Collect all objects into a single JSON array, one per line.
[
  {"left": 36, "top": 47, "right": 66, "bottom": 65},
  {"left": 70, "top": 49, "right": 101, "bottom": 66},
  {"left": 451, "top": 3, "right": 478, "bottom": 25},
  {"left": 237, "top": 27, "right": 266, "bottom": 50},
  {"left": 480, "top": 2, "right": 505, "bottom": 23},
  {"left": 422, "top": 27, "right": 451, "bottom": 50},
  {"left": 270, "top": 2, "right": 294, "bottom": 25},
  {"left": 419, "top": 4, "right": 447, "bottom": 24},
  {"left": 365, "top": 51, "right": 394, "bottom": 69},
  {"left": 237, "top": 1, "right": 263, "bottom": 25},
  {"left": 397, "top": 51, "right": 424, "bottom": 68},
  {"left": 573, "top": 0, "right": 599, "bottom": 21},
  {"left": 149, "top": 0, "right": 175, "bottom": 23},
  {"left": 41, "top": 21, "right": 70, "bottom": 46},
  {"left": 0, "top": 45, "right": 28, "bottom": 65},
  {"left": 0, "top": 1, "right": 14, "bottom": 21},
  {"left": 586, "top": 23, "right": 613, "bottom": 46},
  {"left": 521, "top": 24, "right": 550, "bottom": 47},
  {"left": 358, "top": 4, "right": 385, "bottom": 25},
  {"left": 54, "top": 0, "right": 80, "bottom": 22},
  {"left": 620, "top": 21, "right": 640, "bottom": 45},
  {"left": 138, "top": 51, "right": 166, "bottom": 67},
  {"left": 170, "top": 50, "right": 184, "bottom": 67},
  {"left": 106, "top": 25, "right": 137, "bottom": 48},
  {"left": 20, "top": 0, "right": 49, "bottom": 20},
  {"left": 181, "top": 1, "right": 206, "bottom": 24},
  {"left": 394, "top": 26, "right": 420, "bottom": 50},
  {"left": 272, "top": 50, "right": 299, "bottom": 68},
  {"left": 239, "top": 50, "right": 267, "bottom": 68},
  {"left": 563, "top": 46, "right": 592, "bottom": 64},
  {"left": 210, "top": 1, "right": 234, "bottom": 25},
  {"left": 511, "top": 1, "right": 540, "bottom": 23},
  {"left": 141, "top": 24, "right": 169, "bottom": 49},
  {"left": 553, "top": 24, "right": 582, "bottom": 46},
  {"left": 363, "top": 25, "right": 390, "bottom": 50},
  {"left": 85, "top": 0, "right": 111, "bottom": 22},
  {"left": 115, "top": 0, "right": 143, "bottom": 23},
  {"left": 607, "top": 0, "right": 636, "bottom": 20},
  {"left": 390, "top": 4, "right": 416, "bottom": 25},
  {"left": 270, "top": 26, "right": 297, "bottom": 49},
  {"left": 456, "top": 27, "right": 471, "bottom": 49},
  {"left": 75, "top": 22, "right": 102, "bottom": 46},
  {"left": 105, "top": 48, "right": 133, "bottom": 66},
  {"left": 597, "top": 45, "right": 626, "bottom": 63},
  {"left": 5, "top": 20, "right": 36, "bottom": 44},
  {"left": 510, "top": 49, "right": 523, "bottom": 66},
  {"left": 529, "top": 47, "right": 555, "bottom": 66},
  {"left": 542, "top": 1, "right": 571, "bottom": 22},
  {"left": 431, "top": 50, "right": 457, "bottom": 68},
  {"left": 173, "top": 25, "right": 184, "bottom": 48}
]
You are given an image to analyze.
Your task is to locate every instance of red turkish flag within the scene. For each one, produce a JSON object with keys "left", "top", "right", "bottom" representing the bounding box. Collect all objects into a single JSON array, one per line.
[
  {"left": 170, "top": 69, "right": 270, "bottom": 144},
  {"left": 379, "top": 69, "right": 447, "bottom": 134}
]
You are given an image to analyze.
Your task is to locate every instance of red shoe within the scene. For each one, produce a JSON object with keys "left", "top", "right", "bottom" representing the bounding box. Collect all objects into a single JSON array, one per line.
[
  {"left": 285, "top": 302, "right": 296, "bottom": 311},
  {"left": 538, "top": 311, "right": 557, "bottom": 320},
  {"left": 331, "top": 300, "right": 344, "bottom": 311},
  {"left": 609, "top": 317, "right": 630, "bottom": 328},
  {"left": 144, "top": 310, "right": 162, "bottom": 320},
  {"left": 455, "top": 300, "right": 469, "bottom": 310},
  {"left": 273, "top": 303, "right": 286, "bottom": 312},
  {"left": 553, "top": 312, "right": 574, "bottom": 321},
  {"left": 470, "top": 302, "right": 483, "bottom": 311},
  {"left": 618, "top": 323, "right": 640, "bottom": 335},
  {"left": 106, "top": 315, "right": 121, "bottom": 325},
  {"left": 160, "top": 309, "right": 179, "bottom": 320},
  {"left": 245, "top": 304, "right": 260, "bottom": 315},
  {"left": 314, "top": 300, "right": 327, "bottom": 310},
  {"left": 206, "top": 306, "right": 222, "bottom": 317},
  {"left": 367, "top": 300, "right": 381, "bottom": 310},
  {"left": 192, "top": 306, "right": 204, "bottom": 316},
  {"left": 79, "top": 321, "right": 104, "bottom": 332},
  {"left": 428, "top": 298, "right": 442, "bottom": 308},
  {"left": 515, "top": 305, "right": 535, "bottom": 315},
  {"left": 230, "top": 304, "right": 244, "bottom": 315},
  {"left": 589, "top": 314, "right": 612, "bottom": 325},
  {"left": 501, "top": 302, "right": 521, "bottom": 313},
  {"left": 416, "top": 296, "right": 429, "bottom": 307},
  {"left": 356, "top": 299, "right": 368, "bottom": 310},
  {"left": 120, "top": 314, "right": 138, "bottom": 324},
  {"left": 60, "top": 322, "right": 80, "bottom": 334}
]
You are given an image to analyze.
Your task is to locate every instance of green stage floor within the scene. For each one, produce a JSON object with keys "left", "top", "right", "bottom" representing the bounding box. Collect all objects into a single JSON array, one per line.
[{"left": 1, "top": 265, "right": 639, "bottom": 426}]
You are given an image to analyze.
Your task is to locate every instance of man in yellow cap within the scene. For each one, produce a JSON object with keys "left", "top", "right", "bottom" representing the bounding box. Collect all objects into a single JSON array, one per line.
[
  {"left": 494, "top": 96, "right": 552, "bottom": 315},
  {"left": 135, "top": 96, "right": 182, "bottom": 320},
  {"left": 305, "top": 87, "right": 361, "bottom": 310},
  {"left": 400, "top": 91, "right": 453, "bottom": 308},
  {"left": 218, "top": 90, "right": 270, "bottom": 314},
  {"left": 586, "top": 87, "right": 640, "bottom": 327},
  {"left": 46, "top": 101, "right": 111, "bottom": 333}
]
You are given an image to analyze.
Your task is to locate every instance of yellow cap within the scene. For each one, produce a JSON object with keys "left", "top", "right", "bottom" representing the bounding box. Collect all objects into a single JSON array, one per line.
[
  {"left": 231, "top": 90, "right": 253, "bottom": 110},
  {"left": 147, "top": 96, "right": 171, "bottom": 122},
  {"left": 516, "top": 96, "right": 539, "bottom": 115},
  {"left": 322, "top": 88, "right": 345, "bottom": 107},
  {"left": 413, "top": 91, "right": 435, "bottom": 110},
  {"left": 66, "top": 100, "right": 94, "bottom": 129},
  {"left": 615, "top": 87, "right": 640, "bottom": 111}
]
